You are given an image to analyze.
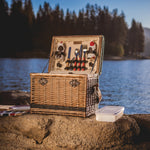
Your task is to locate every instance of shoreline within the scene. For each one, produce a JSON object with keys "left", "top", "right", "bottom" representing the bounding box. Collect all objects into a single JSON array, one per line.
[
  {"left": 104, "top": 56, "right": 150, "bottom": 60},
  {"left": 1, "top": 54, "right": 150, "bottom": 60}
]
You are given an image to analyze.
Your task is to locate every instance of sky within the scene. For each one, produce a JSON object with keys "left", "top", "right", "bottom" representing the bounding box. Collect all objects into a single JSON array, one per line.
[{"left": 7, "top": 0, "right": 150, "bottom": 28}]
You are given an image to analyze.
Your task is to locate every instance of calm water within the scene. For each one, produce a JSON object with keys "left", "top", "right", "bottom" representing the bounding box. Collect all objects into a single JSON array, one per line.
[{"left": 0, "top": 58, "right": 150, "bottom": 114}]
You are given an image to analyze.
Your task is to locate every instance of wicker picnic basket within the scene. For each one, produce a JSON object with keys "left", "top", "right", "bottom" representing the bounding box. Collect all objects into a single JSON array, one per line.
[{"left": 30, "top": 35, "right": 104, "bottom": 117}]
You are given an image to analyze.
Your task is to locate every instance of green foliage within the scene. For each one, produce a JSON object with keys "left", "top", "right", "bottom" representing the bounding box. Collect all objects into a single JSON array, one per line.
[{"left": 109, "top": 43, "right": 124, "bottom": 56}]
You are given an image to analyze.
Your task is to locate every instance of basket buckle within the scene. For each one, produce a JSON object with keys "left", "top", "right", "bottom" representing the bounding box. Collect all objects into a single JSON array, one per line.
[
  {"left": 69, "top": 79, "right": 80, "bottom": 87},
  {"left": 39, "top": 78, "right": 48, "bottom": 86}
]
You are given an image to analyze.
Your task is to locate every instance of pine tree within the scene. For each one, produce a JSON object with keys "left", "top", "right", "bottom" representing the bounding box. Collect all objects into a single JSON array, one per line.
[
  {"left": 124, "top": 30, "right": 130, "bottom": 56},
  {"left": 0, "top": 0, "right": 9, "bottom": 56},
  {"left": 51, "top": 4, "right": 61, "bottom": 35},
  {"left": 59, "top": 9, "right": 65, "bottom": 35},
  {"left": 23, "top": 0, "right": 35, "bottom": 51},
  {"left": 76, "top": 9, "right": 84, "bottom": 34},
  {"left": 24, "top": 0, "right": 34, "bottom": 26},
  {"left": 70, "top": 11, "right": 77, "bottom": 35},
  {"left": 89, "top": 5, "right": 96, "bottom": 34},
  {"left": 37, "top": 5, "right": 43, "bottom": 21},
  {"left": 84, "top": 4, "right": 91, "bottom": 34},
  {"left": 137, "top": 23, "right": 144, "bottom": 54},
  {"left": 64, "top": 9, "right": 71, "bottom": 35},
  {"left": 110, "top": 10, "right": 127, "bottom": 56},
  {"left": 97, "top": 7, "right": 112, "bottom": 55},
  {"left": 43, "top": 1, "right": 51, "bottom": 17},
  {"left": 128, "top": 19, "right": 139, "bottom": 55},
  {"left": 10, "top": 0, "right": 27, "bottom": 55},
  {"left": 125, "top": 20, "right": 144, "bottom": 57},
  {"left": 33, "top": 2, "right": 53, "bottom": 51}
]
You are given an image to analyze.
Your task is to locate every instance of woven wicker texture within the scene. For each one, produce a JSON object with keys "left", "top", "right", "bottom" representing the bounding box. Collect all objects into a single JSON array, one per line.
[
  {"left": 30, "top": 73, "right": 99, "bottom": 117},
  {"left": 30, "top": 74, "right": 88, "bottom": 117},
  {"left": 30, "top": 35, "right": 104, "bottom": 117}
]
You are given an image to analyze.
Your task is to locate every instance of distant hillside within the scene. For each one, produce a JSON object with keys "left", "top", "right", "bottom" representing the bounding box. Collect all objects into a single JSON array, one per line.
[{"left": 143, "top": 27, "right": 150, "bottom": 56}]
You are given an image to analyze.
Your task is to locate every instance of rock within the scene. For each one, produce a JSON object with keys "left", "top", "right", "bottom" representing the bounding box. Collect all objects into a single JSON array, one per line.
[
  {"left": 130, "top": 114, "right": 150, "bottom": 148},
  {"left": 42, "top": 115, "right": 141, "bottom": 150},
  {"left": 0, "top": 115, "right": 52, "bottom": 144},
  {"left": 0, "top": 90, "right": 30, "bottom": 105},
  {"left": 130, "top": 114, "right": 150, "bottom": 134},
  {"left": 0, "top": 114, "right": 148, "bottom": 150},
  {"left": 0, "top": 132, "right": 37, "bottom": 150}
]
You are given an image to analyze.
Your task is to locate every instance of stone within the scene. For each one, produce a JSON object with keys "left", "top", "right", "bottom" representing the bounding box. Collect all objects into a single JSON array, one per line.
[
  {"left": 0, "top": 113, "right": 147, "bottom": 150},
  {"left": 0, "top": 90, "right": 30, "bottom": 105}
]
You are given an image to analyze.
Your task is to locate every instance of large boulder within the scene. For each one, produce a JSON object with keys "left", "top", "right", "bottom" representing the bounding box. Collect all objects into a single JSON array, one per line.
[{"left": 0, "top": 114, "right": 142, "bottom": 150}]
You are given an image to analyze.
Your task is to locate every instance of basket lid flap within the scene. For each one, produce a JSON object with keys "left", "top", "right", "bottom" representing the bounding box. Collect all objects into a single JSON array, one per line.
[{"left": 48, "top": 35, "right": 104, "bottom": 75}]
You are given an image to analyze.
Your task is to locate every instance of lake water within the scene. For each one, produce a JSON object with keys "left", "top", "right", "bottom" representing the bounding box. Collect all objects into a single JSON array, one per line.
[{"left": 0, "top": 58, "right": 150, "bottom": 114}]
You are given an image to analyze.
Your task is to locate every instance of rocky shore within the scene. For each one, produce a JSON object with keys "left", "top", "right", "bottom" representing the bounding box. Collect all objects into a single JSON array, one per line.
[
  {"left": 0, "top": 91, "right": 150, "bottom": 150},
  {"left": 104, "top": 56, "right": 150, "bottom": 60}
]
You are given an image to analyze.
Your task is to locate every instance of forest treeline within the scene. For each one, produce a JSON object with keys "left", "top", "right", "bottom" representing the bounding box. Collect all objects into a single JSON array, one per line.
[{"left": 0, "top": 0, "right": 145, "bottom": 58}]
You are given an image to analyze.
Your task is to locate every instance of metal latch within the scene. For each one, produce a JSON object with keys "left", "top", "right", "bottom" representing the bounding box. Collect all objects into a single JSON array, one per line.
[
  {"left": 69, "top": 79, "right": 80, "bottom": 87},
  {"left": 39, "top": 78, "right": 48, "bottom": 86}
]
